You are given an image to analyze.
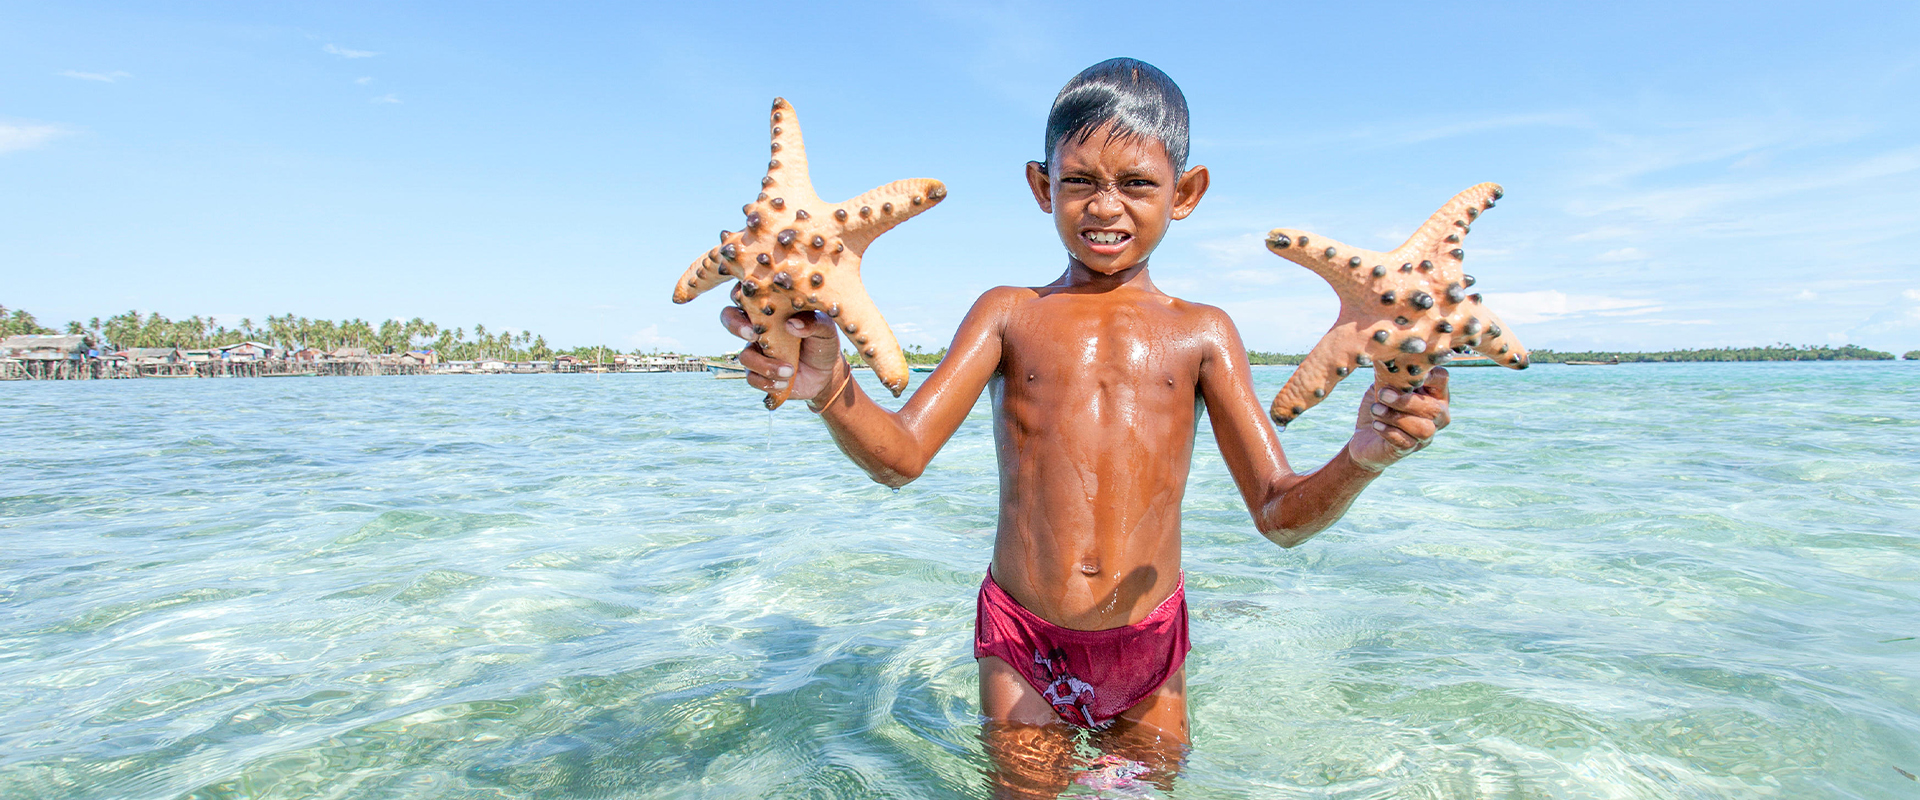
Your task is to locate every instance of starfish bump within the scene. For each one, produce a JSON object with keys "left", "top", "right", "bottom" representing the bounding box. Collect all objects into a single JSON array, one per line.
[
  {"left": 1263, "top": 182, "right": 1530, "bottom": 428},
  {"left": 672, "top": 98, "right": 946, "bottom": 409}
]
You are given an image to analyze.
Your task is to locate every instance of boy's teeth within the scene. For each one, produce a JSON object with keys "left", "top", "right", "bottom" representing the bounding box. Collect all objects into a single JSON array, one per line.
[{"left": 1087, "top": 231, "right": 1126, "bottom": 244}]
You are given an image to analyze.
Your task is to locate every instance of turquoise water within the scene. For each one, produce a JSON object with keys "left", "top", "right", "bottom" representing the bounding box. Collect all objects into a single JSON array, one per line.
[{"left": 2, "top": 363, "right": 1917, "bottom": 798}]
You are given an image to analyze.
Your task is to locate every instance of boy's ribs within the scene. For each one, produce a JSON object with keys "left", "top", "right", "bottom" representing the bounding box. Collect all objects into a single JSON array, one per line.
[
  {"left": 1262, "top": 183, "right": 1531, "bottom": 428},
  {"left": 671, "top": 97, "right": 947, "bottom": 409}
]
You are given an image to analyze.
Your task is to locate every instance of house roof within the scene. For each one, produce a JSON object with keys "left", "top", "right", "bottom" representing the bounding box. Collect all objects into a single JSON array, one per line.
[
  {"left": 1, "top": 334, "right": 86, "bottom": 352},
  {"left": 219, "top": 341, "right": 276, "bottom": 352}
]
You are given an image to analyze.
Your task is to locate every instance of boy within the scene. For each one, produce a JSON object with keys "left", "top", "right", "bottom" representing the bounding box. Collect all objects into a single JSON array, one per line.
[{"left": 721, "top": 58, "right": 1450, "bottom": 789}]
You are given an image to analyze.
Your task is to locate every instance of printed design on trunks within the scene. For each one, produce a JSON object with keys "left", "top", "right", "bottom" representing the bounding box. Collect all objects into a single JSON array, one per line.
[{"left": 1034, "top": 647, "right": 1105, "bottom": 729}]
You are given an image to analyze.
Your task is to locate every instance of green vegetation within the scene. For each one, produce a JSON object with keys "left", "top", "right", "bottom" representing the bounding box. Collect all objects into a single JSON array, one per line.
[
  {"left": 1247, "top": 351, "right": 1306, "bottom": 366},
  {"left": 2, "top": 302, "right": 639, "bottom": 361},
  {"left": 1530, "top": 344, "right": 1894, "bottom": 363},
  {"left": 843, "top": 345, "right": 947, "bottom": 366},
  {"left": 1906, "top": 350, "right": 1920, "bottom": 360},
  {"left": 0, "top": 305, "right": 57, "bottom": 337}
]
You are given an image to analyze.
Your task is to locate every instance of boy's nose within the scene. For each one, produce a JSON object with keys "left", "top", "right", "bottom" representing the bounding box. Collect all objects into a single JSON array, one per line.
[{"left": 1088, "top": 188, "right": 1125, "bottom": 217}]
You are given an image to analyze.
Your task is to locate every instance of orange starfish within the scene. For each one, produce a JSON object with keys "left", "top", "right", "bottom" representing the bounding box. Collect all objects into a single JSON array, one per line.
[
  {"left": 672, "top": 98, "right": 946, "bottom": 409},
  {"left": 1263, "top": 182, "right": 1529, "bottom": 428}
]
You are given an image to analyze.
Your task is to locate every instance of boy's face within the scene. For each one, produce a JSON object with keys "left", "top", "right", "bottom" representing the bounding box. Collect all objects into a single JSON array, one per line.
[{"left": 1026, "top": 125, "right": 1208, "bottom": 276}]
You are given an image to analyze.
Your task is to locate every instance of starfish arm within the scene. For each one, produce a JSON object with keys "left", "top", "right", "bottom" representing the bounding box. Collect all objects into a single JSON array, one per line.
[
  {"left": 1265, "top": 228, "right": 1380, "bottom": 287},
  {"left": 672, "top": 246, "right": 734, "bottom": 304},
  {"left": 1463, "top": 305, "right": 1531, "bottom": 369},
  {"left": 763, "top": 98, "right": 816, "bottom": 202},
  {"left": 834, "top": 179, "right": 947, "bottom": 254},
  {"left": 818, "top": 278, "right": 909, "bottom": 396},
  {"left": 1270, "top": 324, "right": 1369, "bottom": 427},
  {"left": 1397, "top": 182, "right": 1502, "bottom": 256}
]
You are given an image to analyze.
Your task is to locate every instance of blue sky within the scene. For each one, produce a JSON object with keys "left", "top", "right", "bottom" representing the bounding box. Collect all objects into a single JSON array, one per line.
[{"left": 4, "top": 1, "right": 1918, "bottom": 355}]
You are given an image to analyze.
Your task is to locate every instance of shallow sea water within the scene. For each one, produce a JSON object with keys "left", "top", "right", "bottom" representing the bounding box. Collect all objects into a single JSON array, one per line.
[{"left": 2, "top": 362, "right": 1917, "bottom": 799}]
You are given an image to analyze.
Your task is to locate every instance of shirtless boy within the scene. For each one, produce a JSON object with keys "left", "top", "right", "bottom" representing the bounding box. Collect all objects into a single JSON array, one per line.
[{"left": 721, "top": 58, "right": 1451, "bottom": 791}]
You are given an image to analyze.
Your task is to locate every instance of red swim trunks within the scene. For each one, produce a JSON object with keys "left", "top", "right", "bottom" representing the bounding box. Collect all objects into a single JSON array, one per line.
[{"left": 973, "top": 571, "right": 1190, "bottom": 729}]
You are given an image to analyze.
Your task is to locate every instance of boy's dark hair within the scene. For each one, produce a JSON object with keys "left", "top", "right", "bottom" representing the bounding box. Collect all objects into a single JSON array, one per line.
[{"left": 1044, "top": 58, "right": 1190, "bottom": 174}]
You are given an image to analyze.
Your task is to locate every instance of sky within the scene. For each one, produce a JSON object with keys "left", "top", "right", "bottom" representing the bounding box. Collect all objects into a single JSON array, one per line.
[{"left": 4, "top": 1, "right": 1919, "bottom": 356}]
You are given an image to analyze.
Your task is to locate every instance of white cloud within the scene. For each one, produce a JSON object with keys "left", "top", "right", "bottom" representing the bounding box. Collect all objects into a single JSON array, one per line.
[
  {"left": 1196, "top": 231, "right": 1269, "bottom": 268},
  {"left": 1595, "top": 247, "right": 1648, "bottom": 262},
  {"left": 324, "top": 44, "right": 378, "bottom": 58},
  {"left": 1483, "top": 290, "right": 1661, "bottom": 325},
  {"left": 371, "top": 94, "right": 401, "bottom": 104},
  {"left": 627, "top": 324, "right": 682, "bottom": 351},
  {"left": 1222, "top": 269, "right": 1286, "bottom": 286},
  {"left": 1794, "top": 289, "right": 1818, "bottom": 301},
  {"left": 355, "top": 76, "right": 374, "bottom": 85},
  {"left": 58, "top": 70, "right": 131, "bottom": 82},
  {"left": 1390, "top": 111, "right": 1590, "bottom": 146},
  {"left": 0, "top": 122, "right": 67, "bottom": 154},
  {"left": 1569, "top": 226, "right": 1636, "bottom": 242}
]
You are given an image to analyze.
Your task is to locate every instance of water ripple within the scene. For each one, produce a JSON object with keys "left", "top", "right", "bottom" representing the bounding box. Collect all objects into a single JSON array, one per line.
[{"left": 1, "top": 364, "right": 1917, "bottom": 798}]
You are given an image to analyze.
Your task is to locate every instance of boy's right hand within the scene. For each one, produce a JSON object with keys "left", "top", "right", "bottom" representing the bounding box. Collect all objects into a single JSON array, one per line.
[{"left": 720, "top": 306, "right": 845, "bottom": 404}]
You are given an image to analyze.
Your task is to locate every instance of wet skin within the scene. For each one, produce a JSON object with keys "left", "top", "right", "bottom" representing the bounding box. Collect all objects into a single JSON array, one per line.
[{"left": 724, "top": 126, "right": 1451, "bottom": 790}]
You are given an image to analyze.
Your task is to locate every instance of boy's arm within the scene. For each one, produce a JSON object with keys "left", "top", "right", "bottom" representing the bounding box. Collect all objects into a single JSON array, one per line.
[
  {"left": 1195, "top": 307, "right": 1450, "bottom": 547},
  {"left": 724, "top": 286, "right": 1019, "bottom": 487}
]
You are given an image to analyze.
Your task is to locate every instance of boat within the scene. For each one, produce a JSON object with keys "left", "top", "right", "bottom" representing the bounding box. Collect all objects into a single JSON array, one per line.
[
  {"left": 910, "top": 364, "right": 937, "bottom": 373},
  {"left": 1445, "top": 356, "right": 1498, "bottom": 367},
  {"left": 706, "top": 361, "right": 748, "bottom": 380},
  {"left": 1565, "top": 358, "right": 1621, "bottom": 366}
]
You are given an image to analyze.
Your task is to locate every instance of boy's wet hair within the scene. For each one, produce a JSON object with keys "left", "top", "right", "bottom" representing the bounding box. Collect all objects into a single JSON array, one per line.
[{"left": 1044, "top": 57, "right": 1190, "bottom": 174}]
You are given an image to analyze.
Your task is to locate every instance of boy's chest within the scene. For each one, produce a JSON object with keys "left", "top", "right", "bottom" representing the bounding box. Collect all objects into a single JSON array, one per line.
[{"left": 999, "top": 297, "right": 1204, "bottom": 396}]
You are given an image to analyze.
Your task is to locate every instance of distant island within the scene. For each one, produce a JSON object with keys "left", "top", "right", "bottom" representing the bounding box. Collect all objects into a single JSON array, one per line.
[
  {"left": 1, "top": 302, "right": 730, "bottom": 381},
  {"left": 2, "top": 304, "right": 635, "bottom": 364}
]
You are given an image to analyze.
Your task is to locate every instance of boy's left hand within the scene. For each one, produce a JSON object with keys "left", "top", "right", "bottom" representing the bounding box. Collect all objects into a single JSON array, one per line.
[{"left": 1346, "top": 367, "right": 1451, "bottom": 472}]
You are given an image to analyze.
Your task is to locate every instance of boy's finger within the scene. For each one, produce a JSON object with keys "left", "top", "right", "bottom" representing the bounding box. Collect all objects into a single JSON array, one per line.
[
  {"left": 737, "top": 345, "right": 793, "bottom": 381},
  {"left": 1368, "top": 404, "right": 1436, "bottom": 442},
  {"left": 1374, "top": 385, "right": 1446, "bottom": 418},
  {"left": 1369, "top": 419, "right": 1420, "bottom": 451},
  {"left": 1419, "top": 366, "right": 1450, "bottom": 401},
  {"left": 719, "top": 307, "right": 754, "bottom": 340},
  {"left": 784, "top": 311, "right": 838, "bottom": 340}
]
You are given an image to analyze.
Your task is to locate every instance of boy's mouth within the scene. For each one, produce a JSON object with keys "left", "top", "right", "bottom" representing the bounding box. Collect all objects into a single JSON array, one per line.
[{"left": 1082, "top": 230, "right": 1131, "bottom": 250}]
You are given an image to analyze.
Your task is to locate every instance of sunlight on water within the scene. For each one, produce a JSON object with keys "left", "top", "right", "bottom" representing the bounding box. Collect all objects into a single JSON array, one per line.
[{"left": 2, "top": 363, "right": 1917, "bottom": 798}]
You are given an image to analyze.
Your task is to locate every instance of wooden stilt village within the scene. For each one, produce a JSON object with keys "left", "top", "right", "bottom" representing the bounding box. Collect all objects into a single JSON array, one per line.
[{"left": 0, "top": 334, "right": 713, "bottom": 381}]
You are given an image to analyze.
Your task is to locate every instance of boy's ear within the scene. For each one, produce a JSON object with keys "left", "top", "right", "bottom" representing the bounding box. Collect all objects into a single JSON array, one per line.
[
  {"left": 1025, "top": 161, "right": 1053, "bottom": 214},
  {"left": 1171, "top": 165, "right": 1210, "bottom": 221}
]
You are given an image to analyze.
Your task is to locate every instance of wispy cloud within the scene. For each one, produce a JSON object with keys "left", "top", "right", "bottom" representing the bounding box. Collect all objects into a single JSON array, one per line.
[
  {"left": 324, "top": 43, "right": 378, "bottom": 59},
  {"left": 1485, "top": 290, "right": 1661, "bottom": 325},
  {"left": 627, "top": 324, "right": 682, "bottom": 351},
  {"left": 1595, "top": 247, "right": 1648, "bottom": 262},
  {"left": 371, "top": 94, "right": 401, "bottom": 104},
  {"left": 58, "top": 70, "right": 131, "bottom": 82},
  {"left": 355, "top": 76, "right": 374, "bottom": 85},
  {"left": 1388, "top": 111, "right": 1590, "bottom": 147},
  {"left": 0, "top": 122, "right": 68, "bottom": 154}
]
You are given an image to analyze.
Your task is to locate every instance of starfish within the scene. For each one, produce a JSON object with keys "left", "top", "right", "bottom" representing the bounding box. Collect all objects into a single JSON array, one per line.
[
  {"left": 672, "top": 98, "right": 946, "bottom": 409},
  {"left": 1262, "top": 182, "right": 1530, "bottom": 428}
]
